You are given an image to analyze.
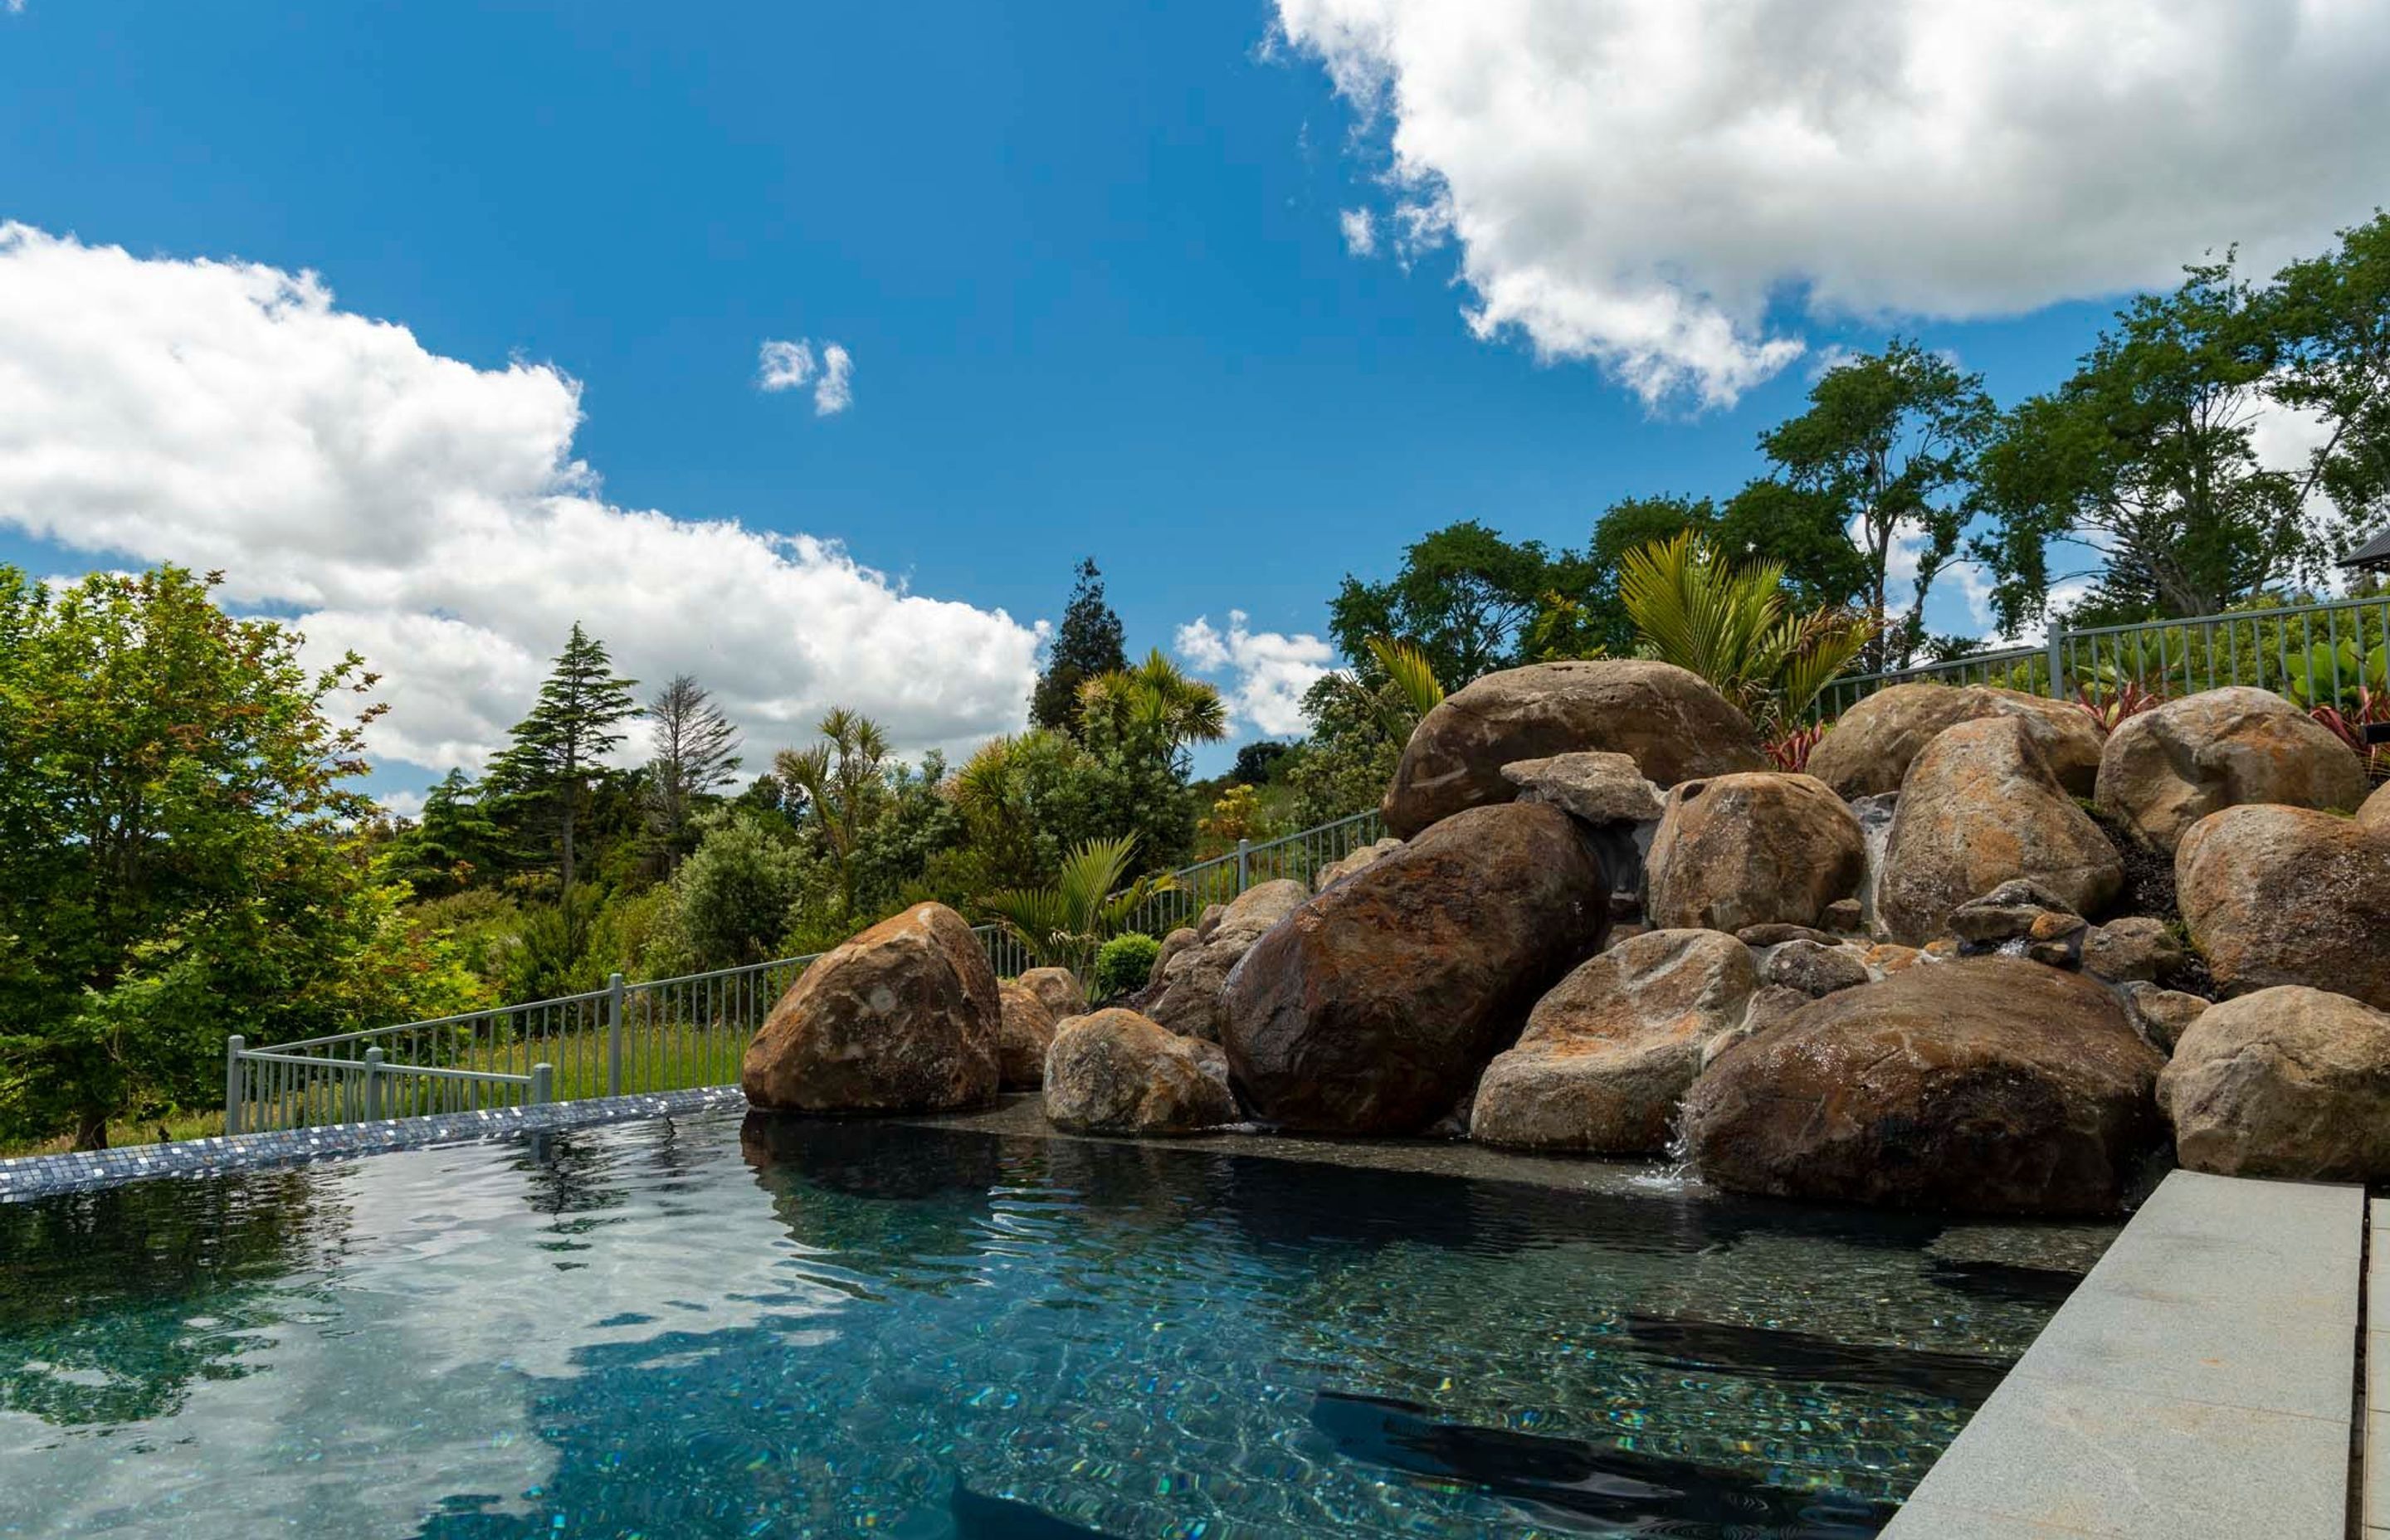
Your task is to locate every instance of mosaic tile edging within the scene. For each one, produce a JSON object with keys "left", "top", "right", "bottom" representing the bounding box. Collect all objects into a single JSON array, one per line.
[{"left": 0, "top": 1085, "right": 748, "bottom": 1201}]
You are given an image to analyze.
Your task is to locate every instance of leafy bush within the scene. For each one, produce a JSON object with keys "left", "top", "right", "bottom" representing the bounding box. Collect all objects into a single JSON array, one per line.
[{"left": 1092, "top": 933, "right": 1161, "bottom": 1001}]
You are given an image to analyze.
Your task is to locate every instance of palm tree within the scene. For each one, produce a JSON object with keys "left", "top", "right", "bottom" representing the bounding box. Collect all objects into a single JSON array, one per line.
[
  {"left": 1617, "top": 531, "right": 1875, "bottom": 728},
  {"left": 979, "top": 834, "right": 1176, "bottom": 977},
  {"left": 1078, "top": 649, "right": 1227, "bottom": 745},
  {"left": 773, "top": 706, "right": 890, "bottom": 920}
]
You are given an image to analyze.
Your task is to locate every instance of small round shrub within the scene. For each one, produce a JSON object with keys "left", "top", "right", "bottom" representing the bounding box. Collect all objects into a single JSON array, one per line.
[{"left": 1092, "top": 932, "right": 1161, "bottom": 1001}]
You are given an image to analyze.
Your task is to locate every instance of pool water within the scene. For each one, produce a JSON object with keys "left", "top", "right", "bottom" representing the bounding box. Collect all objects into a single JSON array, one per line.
[{"left": 0, "top": 1109, "right": 2105, "bottom": 1538}]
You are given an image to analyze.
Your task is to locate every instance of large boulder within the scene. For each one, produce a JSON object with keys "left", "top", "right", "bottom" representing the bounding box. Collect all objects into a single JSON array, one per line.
[
  {"left": 1382, "top": 660, "right": 1765, "bottom": 838},
  {"left": 2176, "top": 805, "right": 2390, "bottom": 1009},
  {"left": 2159, "top": 987, "right": 2390, "bottom": 1181},
  {"left": 996, "top": 981, "right": 1058, "bottom": 1089},
  {"left": 1875, "top": 717, "right": 2123, "bottom": 946},
  {"left": 1144, "top": 879, "right": 1308, "bottom": 1041},
  {"left": 1017, "top": 966, "right": 1085, "bottom": 1021},
  {"left": 2360, "top": 781, "right": 2390, "bottom": 832},
  {"left": 2094, "top": 686, "right": 2369, "bottom": 853},
  {"left": 1471, "top": 929, "right": 1756, "bottom": 1154},
  {"left": 1313, "top": 837, "right": 1403, "bottom": 893},
  {"left": 1644, "top": 772, "right": 1866, "bottom": 933},
  {"left": 1808, "top": 683, "right": 2103, "bottom": 799},
  {"left": 1042, "top": 1009, "right": 1236, "bottom": 1135},
  {"left": 1684, "top": 958, "right": 2164, "bottom": 1216},
  {"left": 741, "top": 903, "right": 1000, "bottom": 1114},
  {"left": 1222, "top": 802, "right": 1612, "bottom": 1133}
]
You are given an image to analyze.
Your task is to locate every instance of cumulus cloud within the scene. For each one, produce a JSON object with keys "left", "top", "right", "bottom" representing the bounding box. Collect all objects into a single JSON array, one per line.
[
  {"left": 757, "top": 336, "right": 855, "bottom": 415},
  {"left": 1273, "top": 0, "right": 2390, "bottom": 407},
  {"left": 0, "top": 225, "right": 1039, "bottom": 775},
  {"left": 1338, "top": 207, "right": 1377, "bottom": 257},
  {"left": 1174, "top": 611, "right": 1335, "bottom": 737}
]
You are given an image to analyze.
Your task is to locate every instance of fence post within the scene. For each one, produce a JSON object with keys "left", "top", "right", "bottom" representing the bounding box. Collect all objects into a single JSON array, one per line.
[
  {"left": 2045, "top": 621, "right": 2067, "bottom": 699},
  {"left": 363, "top": 1047, "right": 385, "bottom": 1120},
  {"left": 223, "top": 1035, "right": 245, "bottom": 1138},
  {"left": 1235, "top": 837, "right": 1251, "bottom": 894},
  {"left": 606, "top": 971, "right": 626, "bottom": 1098},
  {"left": 530, "top": 1062, "right": 554, "bottom": 1107}
]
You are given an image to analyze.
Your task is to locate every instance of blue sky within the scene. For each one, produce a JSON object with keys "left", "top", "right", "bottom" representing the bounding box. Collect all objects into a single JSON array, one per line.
[{"left": 3, "top": 0, "right": 2385, "bottom": 801}]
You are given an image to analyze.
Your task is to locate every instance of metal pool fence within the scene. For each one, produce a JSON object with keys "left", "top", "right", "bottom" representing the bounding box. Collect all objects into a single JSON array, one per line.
[
  {"left": 223, "top": 818, "right": 1373, "bottom": 1135},
  {"left": 1813, "top": 592, "right": 2390, "bottom": 720}
]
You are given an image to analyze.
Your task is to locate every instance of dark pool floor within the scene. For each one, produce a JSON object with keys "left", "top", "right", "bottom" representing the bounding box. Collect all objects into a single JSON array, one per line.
[{"left": 0, "top": 1105, "right": 2114, "bottom": 1538}]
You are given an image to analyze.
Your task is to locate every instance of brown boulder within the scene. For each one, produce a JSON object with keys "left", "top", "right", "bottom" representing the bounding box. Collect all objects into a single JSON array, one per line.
[
  {"left": 1762, "top": 939, "right": 1871, "bottom": 997},
  {"left": 2094, "top": 687, "right": 2368, "bottom": 853},
  {"left": 741, "top": 903, "right": 1000, "bottom": 1114},
  {"left": 1645, "top": 772, "right": 1866, "bottom": 933},
  {"left": 1875, "top": 717, "right": 2122, "bottom": 946},
  {"left": 2080, "top": 917, "right": 2183, "bottom": 984},
  {"left": 1144, "top": 879, "right": 1307, "bottom": 1041},
  {"left": 1313, "top": 836, "right": 1403, "bottom": 893},
  {"left": 1017, "top": 966, "right": 1085, "bottom": 1021},
  {"left": 2158, "top": 987, "right": 2390, "bottom": 1180},
  {"left": 2176, "top": 805, "right": 2390, "bottom": 1009},
  {"left": 2120, "top": 982, "right": 2207, "bottom": 1054},
  {"left": 1042, "top": 1009, "right": 1236, "bottom": 1134},
  {"left": 1471, "top": 930, "right": 1756, "bottom": 1154},
  {"left": 1382, "top": 660, "right": 1764, "bottom": 838},
  {"left": 995, "top": 981, "right": 1058, "bottom": 1089},
  {"left": 1808, "top": 683, "right": 2104, "bottom": 799},
  {"left": 1685, "top": 958, "right": 2164, "bottom": 1215},
  {"left": 1222, "top": 802, "right": 1612, "bottom": 1133},
  {"left": 2361, "top": 781, "right": 2390, "bottom": 831}
]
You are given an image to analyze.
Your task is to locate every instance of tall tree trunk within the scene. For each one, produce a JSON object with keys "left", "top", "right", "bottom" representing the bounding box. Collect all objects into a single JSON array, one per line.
[{"left": 71, "top": 1104, "right": 110, "bottom": 1153}]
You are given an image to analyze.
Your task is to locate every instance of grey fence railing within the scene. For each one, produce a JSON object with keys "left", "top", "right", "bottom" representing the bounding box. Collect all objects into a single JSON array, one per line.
[
  {"left": 1814, "top": 592, "right": 2390, "bottom": 719},
  {"left": 223, "top": 817, "right": 1361, "bottom": 1136}
]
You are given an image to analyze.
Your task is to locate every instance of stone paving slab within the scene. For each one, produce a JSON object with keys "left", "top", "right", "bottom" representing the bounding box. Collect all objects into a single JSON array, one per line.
[{"left": 1883, "top": 1169, "right": 2362, "bottom": 1539}]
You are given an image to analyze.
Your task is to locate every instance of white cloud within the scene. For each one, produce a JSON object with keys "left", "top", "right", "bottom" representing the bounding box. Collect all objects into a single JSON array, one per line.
[
  {"left": 814, "top": 342, "right": 853, "bottom": 416},
  {"left": 377, "top": 787, "right": 428, "bottom": 821},
  {"left": 1339, "top": 207, "right": 1378, "bottom": 257},
  {"left": 0, "top": 226, "right": 1040, "bottom": 774},
  {"left": 1174, "top": 611, "right": 1335, "bottom": 737},
  {"left": 1275, "top": 0, "right": 2390, "bottom": 407},
  {"left": 758, "top": 336, "right": 855, "bottom": 415}
]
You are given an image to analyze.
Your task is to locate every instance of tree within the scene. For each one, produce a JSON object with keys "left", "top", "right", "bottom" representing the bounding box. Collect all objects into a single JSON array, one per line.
[
  {"left": 651, "top": 809, "right": 817, "bottom": 972},
  {"left": 1975, "top": 258, "right": 2319, "bottom": 629},
  {"left": 1030, "top": 558, "right": 1128, "bottom": 733},
  {"left": 980, "top": 836, "right": 1173, "bottom": 977},
  {"left": 1231, "top": 740, "right": 1294, "bottom": 786},
  {"left": 1617, "top": 533, "right": 1875, "bottom": 729},
  {"left": 0, "top": 567, "right": 477, "bottom": 1148},
  {"left": 486, "top": 624, "right": 640, "bottom": 895},
  {"left": 643, "top": 674, "right": 742, "bottom": 871},
  {"left": 1075, "top": 649, "right": 1228, "bottom": 765},
  {"left": 388, "top": 769, "right": 507, "bottom": 899},
  {"left": 1744, "top": 339, "right": 1992, "bottom": 668},
  {"left": 774, "top": 707, "right": 892, "bottom": 923},
  {"left": 2269, "top": 211, "right": 2390, "bottom": 555},
  {"left": 1329, "top": 520, "right": 1584, "bottom": 689}
]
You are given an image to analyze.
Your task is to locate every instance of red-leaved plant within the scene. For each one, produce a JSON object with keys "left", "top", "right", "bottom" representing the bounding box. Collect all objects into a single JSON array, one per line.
[
  {"left": 2073, "top": 679, "right": 2167, "bottom": 738},
  {"left": 1765, "top": 721, "right": 1827, "bottom": 773},
  {"left": 2310, "top": 685, "right": 2390, "bottom": 782}
]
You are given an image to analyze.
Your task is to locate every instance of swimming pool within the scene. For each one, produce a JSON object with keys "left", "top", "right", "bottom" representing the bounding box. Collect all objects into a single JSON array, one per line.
[{"left": 0, "top": 1109, "right": 2104, "bottom": 1538}]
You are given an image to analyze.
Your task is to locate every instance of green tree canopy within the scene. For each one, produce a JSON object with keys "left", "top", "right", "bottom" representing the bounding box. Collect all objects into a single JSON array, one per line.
[
  {"left": 1975, "top": 257, "right": 2319, "bottom": 629},
  {"left": 1030, "top": 558, "right": 1128, "bottom": 733},
  {"left": 2269, "top": 210, "right": 2390, "bottom": 556},
  {"left": 0, "top": 566, "right": 476, "bottom": 1148},
  {"left": 1329, "top": 520, "right": 1584, "bottom": 689}
]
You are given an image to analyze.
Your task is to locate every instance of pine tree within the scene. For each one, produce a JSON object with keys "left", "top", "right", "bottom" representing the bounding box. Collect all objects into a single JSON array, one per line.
[
  {"left": 487, "top": 623, "right": 640, "bottom": 894},
  {"left": 645, "top": 673, "right": 742, "bottom": 870},
  {"left": 1029, "top": 558, "right": 1127, "bottom": 732}
]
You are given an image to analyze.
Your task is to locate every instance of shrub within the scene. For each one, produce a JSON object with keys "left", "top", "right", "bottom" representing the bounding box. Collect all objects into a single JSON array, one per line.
[{"left": 1092, "top": 933, "right": 1161, "bottom": 1001}]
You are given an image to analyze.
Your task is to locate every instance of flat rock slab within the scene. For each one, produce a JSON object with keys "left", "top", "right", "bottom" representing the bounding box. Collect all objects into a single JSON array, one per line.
[{"left": 1884, "top": 1169, "right": 2361, "bottom": 1538}]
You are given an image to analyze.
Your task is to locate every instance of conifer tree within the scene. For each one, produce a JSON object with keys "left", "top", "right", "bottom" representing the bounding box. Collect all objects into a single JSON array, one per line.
[
  {"left": 645, "top": 673, "right": 742, "bottom": 870},
  {"left": 488, "top": 623, "right": 639, "bottom": 894},
  {"left": 1029, "top": 558, "right": 1127, "bottom": 732}
]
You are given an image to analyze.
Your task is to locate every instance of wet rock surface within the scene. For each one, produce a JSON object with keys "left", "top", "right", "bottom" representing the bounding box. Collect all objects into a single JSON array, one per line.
[
  {"left": 1644, "top": 772, "right": 1867, "bottom": 933},
  {"left": 1042, "top": 1008, "right": 1237, "bottom": 1135}
]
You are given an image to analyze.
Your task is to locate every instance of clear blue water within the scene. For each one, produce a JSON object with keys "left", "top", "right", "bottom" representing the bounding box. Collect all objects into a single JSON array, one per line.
[{"left": 0, "top": 1110, "right": 2102, "bottom": 1538}]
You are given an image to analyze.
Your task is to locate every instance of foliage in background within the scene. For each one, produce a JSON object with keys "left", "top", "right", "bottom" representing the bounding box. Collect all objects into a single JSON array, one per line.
[
  {"left": 484, "top": 622, "right": 641, "bottom": 894},
  {"left": 1617, "top": 532, "right": 1877, "bottom": 729},
  {"left": 643, "top": 673, "right": 742, "bottom": 874},
  {"left": 1091, "top": 933, "right": 1161, "bottom": 1002},
  {"left": 774, "top": 706, "right": 891, "bottom": 925},
  {"left": 980, "top": 836, "right": 1175, "bottom": 978},
  {"left": 0, "top": 567, "right": 482, "bottom": 1149},
  {"left": 1329, "top": 520, "right": 1588, "bottom": 689}
]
